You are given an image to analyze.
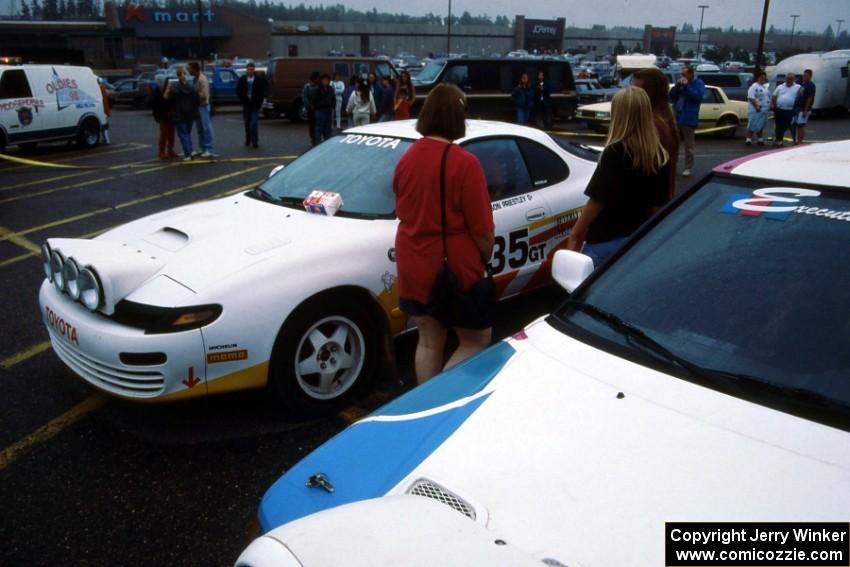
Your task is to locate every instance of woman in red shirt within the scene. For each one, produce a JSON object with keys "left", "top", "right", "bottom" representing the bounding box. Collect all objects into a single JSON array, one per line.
[
  {"left": 394, "top": 86, "right": 414, "bottom": 119},
  {"left": 393, "top": 84, "right": 495, "bottom": 384}
]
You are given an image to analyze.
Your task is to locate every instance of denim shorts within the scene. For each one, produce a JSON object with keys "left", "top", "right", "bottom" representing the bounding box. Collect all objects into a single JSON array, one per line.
[{"left": 399, "top": 286, "right": 494, "bottom": 330}]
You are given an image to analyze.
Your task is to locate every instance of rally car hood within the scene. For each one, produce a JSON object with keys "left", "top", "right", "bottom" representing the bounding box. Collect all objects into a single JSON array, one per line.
[
  {"left": 254, "top": 319, "right": 850, "bottom": 566},
  {"left": 52, "top": 194, "right": 393, "bottom": 309}
]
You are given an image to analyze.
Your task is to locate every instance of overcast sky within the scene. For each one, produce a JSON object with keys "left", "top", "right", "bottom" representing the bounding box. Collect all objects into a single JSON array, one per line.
[{"left": 340, "top": 0, "right": 849, "bottom": 34}]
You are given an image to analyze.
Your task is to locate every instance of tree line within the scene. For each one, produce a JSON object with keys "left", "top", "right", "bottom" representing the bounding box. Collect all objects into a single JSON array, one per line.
[{"left": 18, "top": 0, "right": 101, "bottom": 20}]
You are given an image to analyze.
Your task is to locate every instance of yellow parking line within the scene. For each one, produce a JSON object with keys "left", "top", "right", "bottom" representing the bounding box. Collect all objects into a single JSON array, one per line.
[
  {"left": 0, "top": 393, "right": 106, "bottom": 471},
  {"left": 0, "top": 341, "right": 51, "bottom": 370},
  {"left": 0, "top": 224, "right": 42, "bottom": 254},
  {"left": 1, "top": 169, "right": 96, "bottom": 192},
  {"left": 0, "top": 164, "right": 269, "bottom": 242},
  {"left": 0, "top": 177, "right": 265, "bottom": 269},
  {"left": 0, "top": 165, "right": 170, "bottom": 205},
  {"left": 0, "top": 143, "right": 148, "bottom": 172},
  {"left": 337, "top": 406, "right": 368, "bottom": 424}
]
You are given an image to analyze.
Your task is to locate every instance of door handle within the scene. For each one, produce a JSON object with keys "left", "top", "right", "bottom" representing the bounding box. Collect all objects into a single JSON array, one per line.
[{"left": 525, "top": 208, "right": 546, "bottom": 221}]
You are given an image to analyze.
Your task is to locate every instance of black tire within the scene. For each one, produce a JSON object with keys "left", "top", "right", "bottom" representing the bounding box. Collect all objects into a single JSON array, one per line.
[
  {"left": 19, "top": 142, "right": 38, "bottom": 151},
  {"left": 288, "top": 98, "right": 307, "bottom": 123},
  {"left": 717, "top": 116, "right": 738, "bottom": 139},
  {"left": 270, "top": 295, "right": 379, "bottom": 416},
  {"left": 77, "top": 117, "right": 100, "bottom": 148}
]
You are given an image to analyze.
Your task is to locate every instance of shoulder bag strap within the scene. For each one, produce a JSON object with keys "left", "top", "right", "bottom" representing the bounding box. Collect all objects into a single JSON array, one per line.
[{"left": 439, "top": 142, "right": 452, "bottom": 266}]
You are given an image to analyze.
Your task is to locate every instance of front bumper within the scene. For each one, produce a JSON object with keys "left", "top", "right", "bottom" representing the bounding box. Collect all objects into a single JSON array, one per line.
[{"left": 39, "top": 280, "right": 207, "bottom": 400}]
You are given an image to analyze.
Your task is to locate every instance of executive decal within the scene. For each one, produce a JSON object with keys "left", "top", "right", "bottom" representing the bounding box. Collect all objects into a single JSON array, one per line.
[{"left": 721, "top": 188, "right": 850, "bottom": 223}]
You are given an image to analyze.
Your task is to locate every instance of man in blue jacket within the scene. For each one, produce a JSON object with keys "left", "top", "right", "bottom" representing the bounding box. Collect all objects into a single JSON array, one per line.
[{"left": 669, "top": 66, "right": 705, "bottom": 177}]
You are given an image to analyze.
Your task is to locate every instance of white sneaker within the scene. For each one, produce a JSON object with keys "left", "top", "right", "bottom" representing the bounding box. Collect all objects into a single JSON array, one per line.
[
  {"left": 183, "top": 155, "right": 193, "bottom": 161},
  {"left": 682, "top": 169, "right": 692, "bottom": 177},
  {"left": 200, "top": 151, "right": 215, "bottom": 158},
  {"left": 191, "top": 150, "right": 202, "bottom": 157},
  {"left": 745, "top": 138, "right": 752, "bottom": 146}
]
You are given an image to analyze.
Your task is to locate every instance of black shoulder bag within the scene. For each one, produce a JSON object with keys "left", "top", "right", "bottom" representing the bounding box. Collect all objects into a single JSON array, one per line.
[{"left": 427, "top": 143, "right": 495, "bottom": 328}]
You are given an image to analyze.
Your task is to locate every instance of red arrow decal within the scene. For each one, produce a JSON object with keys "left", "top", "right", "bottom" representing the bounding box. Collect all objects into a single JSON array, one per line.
[{"left": 182, "top": 366, "right": 201, "bottom": 388}]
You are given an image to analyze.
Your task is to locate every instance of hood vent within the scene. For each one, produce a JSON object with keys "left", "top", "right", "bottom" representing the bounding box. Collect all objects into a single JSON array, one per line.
[
  {"left": 143, "top": 227, "right": 190, "bottom": 252},
  {"left": 407, "top": 479, "right": 476, "bottom": 520}
]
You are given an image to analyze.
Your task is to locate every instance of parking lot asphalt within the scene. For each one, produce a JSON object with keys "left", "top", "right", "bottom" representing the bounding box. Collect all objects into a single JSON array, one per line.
[{"left": 1, "top": 107, "right": 847, "bottom": 566}]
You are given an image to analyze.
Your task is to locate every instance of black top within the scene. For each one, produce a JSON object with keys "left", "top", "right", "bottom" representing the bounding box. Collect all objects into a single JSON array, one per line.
[
  {"left": 313, "top": 85, "right": 336, "bottom": 111},
  {"left": 167, "top": 81, "right": 199, "bottom": 123},
  {"left": 236, "top": 73, "right": 267, "bottom": 110},
  {"left": 584, "top": 142, "right": 670, "bottom": 244}
]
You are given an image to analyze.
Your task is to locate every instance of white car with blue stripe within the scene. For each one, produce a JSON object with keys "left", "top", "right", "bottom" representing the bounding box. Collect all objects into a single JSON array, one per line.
[{"left": 238, "top": 141, "right": 850, "bottom": 566}]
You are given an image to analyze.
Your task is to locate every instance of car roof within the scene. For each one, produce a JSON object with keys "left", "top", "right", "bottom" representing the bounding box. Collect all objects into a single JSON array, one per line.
[
  {"left": 343, "top": 119, "right": 557, "bottom": 145},
  {"left": 722, "top": 140, "right": 850, "bottom": 189}
]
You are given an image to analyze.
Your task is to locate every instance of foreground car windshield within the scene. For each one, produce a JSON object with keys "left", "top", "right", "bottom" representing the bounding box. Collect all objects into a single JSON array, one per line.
[
  {"left": 259, "top": 134, "right": 413, "bottom": 218},
  {"left": 554, "top": 177, "right": 850, "bottom": 420}
]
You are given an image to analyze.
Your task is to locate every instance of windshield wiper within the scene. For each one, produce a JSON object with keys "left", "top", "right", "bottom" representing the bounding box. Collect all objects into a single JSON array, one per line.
[
  {"left": 690, "top": 368, "right": 850, "bottom": 414},
  {"left": 566, "top": 300, "right": 705, "bottom": 377},
  {"left": 248, "top": 186, "right": 278, "bottom": 203}
]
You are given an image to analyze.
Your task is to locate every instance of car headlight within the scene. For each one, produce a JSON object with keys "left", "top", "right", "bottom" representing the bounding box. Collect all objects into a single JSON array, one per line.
[
  {"left": 597, "top": 111, "right": 610, "bottom": 118},
  {"left": 41, "top": 243, "right": 53, "bottom": 281},
  {"left": 63, "top": 258, "right": 81, "bottom": 300},
  {"left": 78, "top": 268, "right": 103, "bottom": 311},
  {"left": 50, "top": 250, "right": 66, "bottom": 292},
  {"left": 110, "top": 301, "right": 222, "bottom": 334}
]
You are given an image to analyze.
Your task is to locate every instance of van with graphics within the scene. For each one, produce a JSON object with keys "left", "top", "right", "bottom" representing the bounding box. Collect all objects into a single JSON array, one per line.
[{"left": 0, "top": 64, "right": 106, "bottom": 152}]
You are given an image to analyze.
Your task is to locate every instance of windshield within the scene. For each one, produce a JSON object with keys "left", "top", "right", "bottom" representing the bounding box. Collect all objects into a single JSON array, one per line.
[
  {"left": 553, "top": 176, "right": 850, "bottom": 421},
  {"left": 258, "top": 133, "right": 413, "bottom": 218},
  {"left": 413, "top": 61, "right": 446, "bottom": 84}
]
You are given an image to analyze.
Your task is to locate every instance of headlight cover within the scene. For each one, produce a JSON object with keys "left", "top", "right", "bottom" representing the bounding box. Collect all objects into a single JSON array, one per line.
[
  {"left": 110, "top": 301, "right": 222, "bottom": 334},
  {"left": 50, "top": 250, "right": 66, "bottom": 291},
  {"left": 78, "top": 268, "right": 103, "bottom": 311},
  {"left": 41, "top": 243, "right": 53, "bottom": 281},
  {"left": 63, "top": 258, "right": 81, "bottom": 300}
]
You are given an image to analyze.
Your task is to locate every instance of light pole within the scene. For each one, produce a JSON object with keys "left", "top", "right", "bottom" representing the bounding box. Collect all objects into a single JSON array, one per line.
[
  {"left": 789, "top": 14, "right": 799, "bottom": 50},
  {"left": 755, "top": 0, "right": 770, "bottom": 73},
  {"left": 197, "top": 0, "right": 204, "bottom": 67},
  {"left": 446, "top": 0, "right": 452, "bottom": 55},
  {"left": 696, "top": 5, "right": 709, "bottom": 61},
  {"left": 837, "top": 19, "right": 845, "bottom": 48}
]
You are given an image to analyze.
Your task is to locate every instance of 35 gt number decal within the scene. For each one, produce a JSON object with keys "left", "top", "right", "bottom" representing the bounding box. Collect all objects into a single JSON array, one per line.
[{"left": 490, "top": 228, "right": 547, "bottom": 274}]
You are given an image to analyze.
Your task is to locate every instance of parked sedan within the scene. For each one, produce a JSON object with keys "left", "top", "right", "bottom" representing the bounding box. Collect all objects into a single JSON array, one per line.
[
  {"left": 239, "top": 139, "right": 850, "bottom": 566},
  {"left": 109, "top": 79, "right": 148, "bottom": 108},
  {"left": 38, "top": 121, "right": 597, "bottom": 415},
  {"left": 577, "top": 84, "right": 748, "bottom": 137}
]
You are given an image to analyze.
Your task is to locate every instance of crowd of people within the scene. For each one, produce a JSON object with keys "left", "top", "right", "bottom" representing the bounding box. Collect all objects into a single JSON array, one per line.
[{"left": 301, "top": 69, "right": 418, "bottom": 145}]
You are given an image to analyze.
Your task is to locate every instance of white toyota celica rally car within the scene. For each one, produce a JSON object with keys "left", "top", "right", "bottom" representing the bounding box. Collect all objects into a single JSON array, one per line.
[
  {"left": 238, "top": 141, "right": 850, "bottom": 565},
  {"left": 38, "top": 120, "right": 598, "bottom": 413}
]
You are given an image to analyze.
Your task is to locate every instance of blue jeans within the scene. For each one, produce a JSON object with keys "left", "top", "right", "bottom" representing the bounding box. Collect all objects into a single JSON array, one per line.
[
  {"left": 176, "top": 121, "right": 193, "bottom": 156},
  {"left": 516, "top": 107, "right": 529, "bottom": 125},
  {"left": 582, "top": 237, "right": 628, "bottom": 268},
  {"left": 378, "top": 113, "right": 393, "bottom": 123},
  {"left": 195, "top": 104, "right": 214, "bottom": 152},
  {"left": 314, "top": 109, "right": 332, "bottom": 143},
  {"left": 242, "top": 106, "right": 259, "bottom": 144}
]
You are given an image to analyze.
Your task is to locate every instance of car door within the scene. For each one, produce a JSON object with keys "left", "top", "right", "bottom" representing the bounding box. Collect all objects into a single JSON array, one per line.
[
  {"left": 0, "top": 68, "right": 42, "bottom": 145},
  {"left": 698, "top": 86, "right": 722, "bottom": 125},
  {"left": 462, "top": 136, "right": 552, "bottom": 299},
  {"left": 216, "top": 69, "right": 239, "bottom": 103}
]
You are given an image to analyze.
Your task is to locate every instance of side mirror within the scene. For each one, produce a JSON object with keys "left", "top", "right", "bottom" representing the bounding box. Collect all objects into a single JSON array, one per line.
[
  {"left": 268, "top": 164, "right": 285, "bottom": 178},
  {"left": 552, "top": 250, "right": 594, "bottom": 293}
]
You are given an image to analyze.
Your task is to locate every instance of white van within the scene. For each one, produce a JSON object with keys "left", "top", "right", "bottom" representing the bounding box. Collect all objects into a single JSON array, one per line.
[{"left": 0, "top": 64, "right": 106, "bottom": 152}]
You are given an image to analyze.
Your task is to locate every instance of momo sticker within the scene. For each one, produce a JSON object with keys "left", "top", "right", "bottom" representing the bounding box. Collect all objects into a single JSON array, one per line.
[{"left": 207, "top": 349, "right": 248, "bottom": 364}]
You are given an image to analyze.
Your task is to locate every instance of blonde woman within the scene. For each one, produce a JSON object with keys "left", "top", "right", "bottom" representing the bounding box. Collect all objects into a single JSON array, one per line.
[{"left": 566, "top": 86, "right": 670, "bottom": 267}]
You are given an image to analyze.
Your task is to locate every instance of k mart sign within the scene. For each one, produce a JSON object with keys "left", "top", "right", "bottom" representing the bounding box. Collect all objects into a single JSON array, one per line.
[{"left": 123, "top": 4, "right": 215, "bottom": 25}]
